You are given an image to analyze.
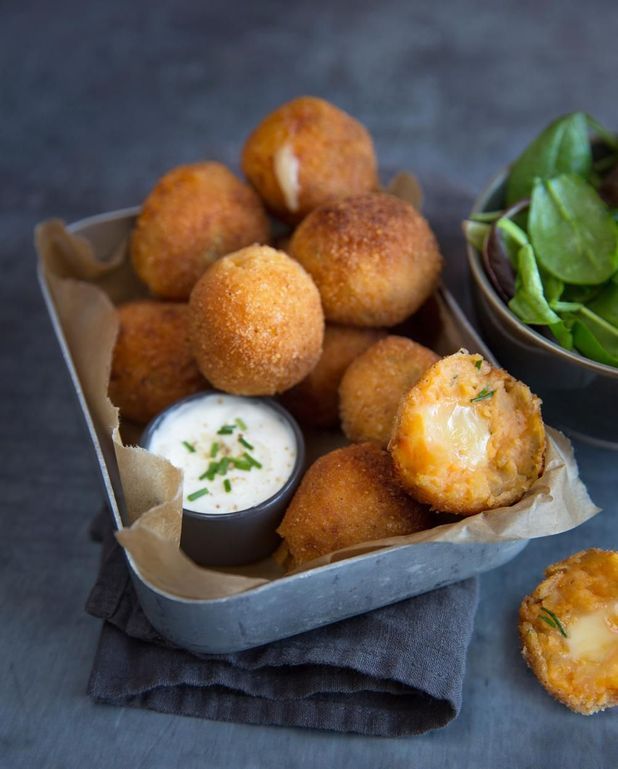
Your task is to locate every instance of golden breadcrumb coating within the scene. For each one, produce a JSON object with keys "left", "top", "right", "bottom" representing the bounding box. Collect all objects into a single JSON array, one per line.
[
  {"left": 242, "top": 96, "right": 378, "bottom": 223},
  {"left": 109, "top": 301, "right": 206, "bottom": 424},
  {"left": 131, "top": 162, "right": 270, "bottom": 300},
  {"left": 290, "top": 193, "right": 443, "bottom": 327},
  {"left": 280, "top": 324, "right": 386, "bottom": 429},
  {"left": 340, "top": 335, "right": 439, "bottom": 447},
  {"left": 277, "top": 442, "right": 434, "bottom": 569},
  {"left": 389, "top": 351, "right": 545, "bottom": 515},
  {"left": 188, "top": 245, "right": 324, "bottom": 396},
  {"left": 520, "top": 549, "right": 618, "bottom": 715}
]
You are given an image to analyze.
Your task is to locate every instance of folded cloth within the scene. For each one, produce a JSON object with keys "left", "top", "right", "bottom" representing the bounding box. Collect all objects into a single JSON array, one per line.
[{"left": 86, "top": 508, "right": 479, "bottom": 737}]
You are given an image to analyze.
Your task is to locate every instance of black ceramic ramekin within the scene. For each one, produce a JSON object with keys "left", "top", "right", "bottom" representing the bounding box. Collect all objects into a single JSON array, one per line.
[{"left": 140, "top": 390, "right": 305, "bottom": 567}]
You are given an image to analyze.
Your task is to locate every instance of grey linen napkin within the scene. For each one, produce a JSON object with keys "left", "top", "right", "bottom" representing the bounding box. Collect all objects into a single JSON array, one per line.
[{"left": 86, "top": 509, "right": 479, "bottom": 737}]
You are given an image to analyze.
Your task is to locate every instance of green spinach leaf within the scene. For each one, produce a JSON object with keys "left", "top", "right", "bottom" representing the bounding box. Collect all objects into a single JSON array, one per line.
[
  {"left": 587, "top": 281, "right": 618, "bottom": 328},
  {"left": 572, "top": 315, "right": 618, "bottom": 367},
  {"left": 496, "top": 217, "right": 529, "bottom": 267},
  {"left": 470, "top": 210, "right": 503, "bottom": 223},
  {"left": 463, "top": 220, "right": 491, "bottom": 252},
  {"left": 552, "top": 302, "right": 618, "bottom": 365},
  {"left": 529, "top": 174, "right": 618, "bottom": 285},
  {"left": 506, "top": 112, "right": 592, "bottom": 206},
  {"left": 540, "top": 270, "right": 564, "bottom": 304},
  {"left": 562, "top": 284, "right": 602, "bottom": 304},
  {"left": 508, "top": 244, "right": 561, "bottom": 325},
  {"left": 549, "top": 319, "right": 574, "bottom": 349},
  {"left": 586, "top": 114, "right": 618, "bottom": 151}
]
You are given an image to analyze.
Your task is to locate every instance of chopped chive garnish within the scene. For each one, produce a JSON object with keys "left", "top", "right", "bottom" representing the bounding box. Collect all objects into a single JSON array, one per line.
[
  {"left": 217, "top": 425, "right": 235, "bottom": 435},
  {"left": 223, "top": 479, "right": 232, "bottom": 493},
  {"left": 539, "top": 606, "right": 568, "bottom": 638},
  {"left": 182, "top": 441, "right": 196, "bottom": 453},
  {"left": 538, "top": 614, "right": 557, "bottom": 630},
  {"left": 231, "top": 457, "right": 252, "bottom": 471},
  {"left": 217, "top": 457, "right": 230, "bottom": 475},
  {"left": 243, "top": 451, "right": 262, "bottom": 469},
  {"left": 474, "top": 359, "right": 483, "bottom": 370},
  {"left": 470, "top": 387, "right": 495, "bottom": 403},
  {"left": 199, "top": 465, "right": 212, "bottom": 480},
  {"left": 238, "top": 435, "right": 254, "bottom": 450},
  {"left": 538, "top": 614, "right": 558, "bottom": 632},
  {"left": 187, "top": 487, "right": 209, "bottom": 501},
  {"left": 210, "top": 442, "right": 220, "bottom": 458},
  {"left": 201, "top": 461, "right": 219, "bottom": 481},
  {"left": 235, "top": 417, "right": 248, "bottom": 431}
]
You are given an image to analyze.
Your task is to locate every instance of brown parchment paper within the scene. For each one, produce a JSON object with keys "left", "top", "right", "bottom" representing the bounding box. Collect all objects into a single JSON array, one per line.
[{"left": 35, "top": 175, "right": 599, "bottom": 600}]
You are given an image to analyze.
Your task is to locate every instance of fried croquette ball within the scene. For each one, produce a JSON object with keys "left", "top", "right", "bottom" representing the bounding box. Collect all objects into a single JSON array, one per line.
[
  {"left": 290, "top": 193, "right": 443, "bottom": 327},
  {"left": 131, "top": 162, "right": 270, "bottom": 300},
  {"left": 242, "top": 96, "right": 378, "bottom": 223},
  {"left": 520, "top": 549, "right": 618, "bottom": 715},
  {"left": 280, "top": 324, "right": 386, "bottom": 428},
  {"left": 277, "top": 443, "right": 433, "bottom": 569},
  {"left": 389, "top": 351, "right": 545, "bottom": 515},
  {"left": 188, "top": 245, "right": 324, "bottom": 395},
  {"left": 109, "top": 301, "right": 206, "bottom": 424},
  {"left": 340, "top": 336, "right": 440, "bottom": 447}
]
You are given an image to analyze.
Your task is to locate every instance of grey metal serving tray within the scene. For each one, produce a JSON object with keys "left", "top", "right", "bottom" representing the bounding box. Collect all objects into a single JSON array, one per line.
[{"left": 38, "top": 207, "right": 527, "bottom": 653}]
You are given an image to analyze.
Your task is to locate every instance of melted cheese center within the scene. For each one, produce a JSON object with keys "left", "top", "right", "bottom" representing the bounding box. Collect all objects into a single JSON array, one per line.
[
  {"left": 566, "top": 604, "right": 618, "bottom": 662},
  {"left": 425, "top": 402, "right": 490, "bottom": 468},
  {"left": 274, "top": 142, "right": 300, "bottom": 212}
]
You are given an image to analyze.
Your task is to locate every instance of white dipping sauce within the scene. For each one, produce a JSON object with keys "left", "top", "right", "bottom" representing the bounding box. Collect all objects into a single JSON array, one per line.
[{"left": 147, "top": 394, "right": 297, "bottom": 514}]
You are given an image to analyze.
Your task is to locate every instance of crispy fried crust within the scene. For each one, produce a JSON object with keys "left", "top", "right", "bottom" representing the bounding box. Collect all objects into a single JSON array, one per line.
[
  {"left": 290, "top": 193, "right": 443, "bottom": 327},
  {"left": 389, "top": 351, "right": 546, "bottom": 515},
  {"left": 339, "top": 335, "right": 439, "bottom": 447},
  {"left": 109, "top": 301, "right": 206, "bottom": 424},
  {"left": 188, "top": 245, "right": 324, "bottom": 395},
  {"left": 519, "top": 549, "right": 618, "bottom": 715},
  {"left": 277, "top": 442, "right": 434, "bottom": 569},
  {"left": 242, "top": 96, "right": 378, "bottom": 223},
  {"left": 280, "top": 324, "right": 386, "bottom": 428},
  {"left": 131, "top": 162, "right": 270, "bottom": 300}
]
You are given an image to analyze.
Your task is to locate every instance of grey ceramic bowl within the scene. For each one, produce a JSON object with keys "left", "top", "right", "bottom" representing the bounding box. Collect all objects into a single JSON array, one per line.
[
  {"left": 140, "top": 391, "right": 306, "bottom": 566},
  {"left": 467, "top": 170, "right": 618, "bottom": 449}
]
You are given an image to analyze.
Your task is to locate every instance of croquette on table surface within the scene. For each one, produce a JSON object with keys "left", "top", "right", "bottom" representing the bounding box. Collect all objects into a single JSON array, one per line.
[{"left": 520, "top": 549, "right": 618, "bottom": 715}]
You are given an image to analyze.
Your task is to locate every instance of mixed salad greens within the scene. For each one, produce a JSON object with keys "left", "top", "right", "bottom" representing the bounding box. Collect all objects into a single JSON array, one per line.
[{"left": 464, "top": 112, "right": 618, "bottom": 368}]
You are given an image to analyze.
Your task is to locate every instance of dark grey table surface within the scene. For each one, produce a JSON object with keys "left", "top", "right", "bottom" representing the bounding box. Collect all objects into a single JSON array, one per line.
[{"left": 2, "top": 1, "right": 617, "bottom": 766}]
